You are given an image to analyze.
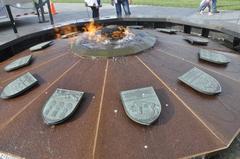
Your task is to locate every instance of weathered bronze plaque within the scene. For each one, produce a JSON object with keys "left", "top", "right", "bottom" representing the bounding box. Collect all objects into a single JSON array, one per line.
[
  {"left": 29, "top": 41, "right": 53, "bottom": 52},
  {"left": 61, "top": 32, "right": 78, "bottom": 39},
  {"left": 127, "top": 25, "right": 144, "bottom": 29},
  {"left": 0, "top": 152, "right": 24, "bottom": 159},
  {"left": 120, "top": 87, "right": 161, "bottom": 125},
  {"left": 156, "top": 28, "right": 177, "bottom": 34},
  {"left": 0, "top": 72, "right": 38, "bottom": 99},
  {"left": 185, "top": 36, "right": 208, "bottom": 45},
  {"left": 4, "top": 55, "right": 32, "bottom": 72},
  {"left": 199, "top": 49, "right": 231, "bottom": 64},
  {"left": 178, "top": 67, "right": 221, "bottom": 95},
  {"left": 42, "top": 88, "right": 84, "bottom": 125}
]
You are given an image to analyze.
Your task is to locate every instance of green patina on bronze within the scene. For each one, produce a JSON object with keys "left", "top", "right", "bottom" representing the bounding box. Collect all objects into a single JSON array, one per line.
[
  {"left": 42, "top": 88, "right": 84, "bottom": 125},
  {"left": 120, "top": 87, "right": 161, "bottom": 126},
  {"left": 4, "top": 55, "right": 32, "bottom": 72},
  {"left": 29, "top": 41, "right": 54, "bottom": 52},
  {"left": 156, "top": 28, "right": 178, "bottom": 34},
  {"left": 199, "top": 49, "right": 231, "bottom": 65},
  {"left": 0, "top": 72, "right": 38, "bottom": 99},
  {"left": 127, "top": 25, "right": 144, "bottom": 29},
  {"left": 185, "top": 36, "right": 209, "bottom": 45},
  {"left": 178, "top": 67, "right": 222, "bottom": 95}
]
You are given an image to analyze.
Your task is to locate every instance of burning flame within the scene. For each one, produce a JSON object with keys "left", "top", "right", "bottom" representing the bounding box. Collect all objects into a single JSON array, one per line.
[
  {"left": 83, "top": 20, "right": 104, "bottom": 42},
  {"left": 110, "top": 26, "right": 126, "bottom": 40},
  {"left": 54, "top": 20, "right": 135, "bottom": 48}
]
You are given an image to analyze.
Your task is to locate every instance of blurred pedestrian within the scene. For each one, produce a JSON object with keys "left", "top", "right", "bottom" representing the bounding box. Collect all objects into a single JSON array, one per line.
[
  {"left": 199, "top": 0, "right": 213, "bottom": 16},
  {"left": 212, "top": 0, "right": 219, "bottom": 13},
  {"left": 111, "top": 0, "right": 132, "bottom": 17},
  {"left": 85, "top": 0, "right": 101, "bottom": 18}
]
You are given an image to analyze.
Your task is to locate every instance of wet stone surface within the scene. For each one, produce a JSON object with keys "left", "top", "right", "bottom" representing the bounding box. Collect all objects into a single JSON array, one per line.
[
  {"left": 4, "top": 55, "right": 32, "bottom": 72},
  {"left": 199, "top": 49, "right": 231, "bottom": 65},
  {"left": 42, "top": 88, "right": 84, "bottom": 125},
  {"left": 178, "top": 67, "right": 221, "bottom": 95},
  {"left": 120, "top": 87, "right": 161, "bottom": 125},
  {"left": 0, "top": 72, "right": 38, "bottom": 99},
  {"left": 71, "top": 28, "right": 156, "bottom": 58}
]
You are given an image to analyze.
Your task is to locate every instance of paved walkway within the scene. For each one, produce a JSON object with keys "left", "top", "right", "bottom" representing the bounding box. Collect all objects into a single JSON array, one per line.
[{"left": 0, "top": 3, "right": 240, "bottom": 45}]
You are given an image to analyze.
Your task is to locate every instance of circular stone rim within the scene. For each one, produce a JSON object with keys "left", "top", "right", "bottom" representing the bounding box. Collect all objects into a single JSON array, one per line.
[{"left": 70, "top": 29, "right": 157, "bottom": 58}]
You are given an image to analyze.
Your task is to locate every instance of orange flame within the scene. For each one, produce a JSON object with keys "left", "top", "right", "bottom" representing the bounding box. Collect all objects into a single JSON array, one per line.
[{"left": 83, "top": 20, "right": 103, "bottom": 42}]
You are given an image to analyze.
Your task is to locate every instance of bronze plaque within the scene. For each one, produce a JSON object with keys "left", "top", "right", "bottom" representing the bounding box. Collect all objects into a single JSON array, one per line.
[
  {"left": 178, "top": 67, "right": 222, "bottom": 95},
  {"left": 185, "top": 36, "right": 208, "bottom": 45},
  {"left": 127, "top": 25, "right": 144, "bottom": 29},
  {"left": 29, "top": 41, "right": 53, "bottom": 52},
  {"left": 42, "top": 88, "right": 84, "bottom": 125},
  {"left": 120, "top": 87, "right": 161, "bottom": 125},
  {"left": 0, "top": 72, "right": 38, "bottom": 99},
  {"left": 156, "top": 28, "right": 177, "bottom": 34},
  {"left": 4, "top": 55, "right": 32, "bottom": 72},
  {"left": 199, "top": 49, "right": 231, "bottom": 64}
]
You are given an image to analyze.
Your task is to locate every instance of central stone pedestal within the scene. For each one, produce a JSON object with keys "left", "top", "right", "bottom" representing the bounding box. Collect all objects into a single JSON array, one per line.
[{"left": 71, "top": 26, "right": 156, "bottom": 58}]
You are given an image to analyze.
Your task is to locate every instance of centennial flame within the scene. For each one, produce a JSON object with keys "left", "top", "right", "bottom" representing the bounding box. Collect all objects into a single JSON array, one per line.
[
  {"left": 110, "top": 26, "right": 127, "bottom": 40},
  {"left": 83, "top": 20, "right": 104, "bottom": 42},
  {"left": 83, "top": 21, "right": 132, "bottom": 42}
]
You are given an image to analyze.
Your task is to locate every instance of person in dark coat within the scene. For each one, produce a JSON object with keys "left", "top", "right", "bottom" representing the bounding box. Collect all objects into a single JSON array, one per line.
[
  {"left": 111, "top": 0, "right": 132, "bottom": 18},
  {"left": 85, "top": 0, "right": 101, "bottom": 18}
]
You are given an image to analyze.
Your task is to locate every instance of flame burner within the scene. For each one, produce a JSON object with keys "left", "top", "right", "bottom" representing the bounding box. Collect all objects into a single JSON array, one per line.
[{"left": 71, "top": 25, "right": 156, "bottom": 58}]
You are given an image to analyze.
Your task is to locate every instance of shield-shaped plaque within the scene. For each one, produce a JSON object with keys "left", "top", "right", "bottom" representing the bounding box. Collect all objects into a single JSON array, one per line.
[
  {"left": 156, "top": 28, "right": 177, "bottom": 34},
  {"left": 61, "top": 32, "right": 78, "bottom": 39},
  {"left": 42, "top": 88, "right": 84, "bottom": 125},
  {"left": 0, "top": 72, "right": 38, "bottom": 99},
  {"left": 199, "top": 49, "right": 231, "bottom": 64},
  {"left": 127, "top": 25, "right": 144, "bottom": 29},
  {"left": 185, "top": 36, "right": 208, "bottom": 45},
  {"left": 4, "top": 55, "right": 32, "bottom": 72},
  {"left": 178, "top": 67, "right": 221, "bottom": 95},
  {"left": 29, "top": 41, "right": 53, "bottom": 52},
  {"left": 120, "top": 87, "right": 161, "bottom": 126}
]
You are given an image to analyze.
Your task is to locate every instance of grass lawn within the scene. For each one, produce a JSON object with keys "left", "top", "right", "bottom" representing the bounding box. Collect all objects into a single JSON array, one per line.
[{"left": 55, "top": 0, "right": 240, "bottom": 10}]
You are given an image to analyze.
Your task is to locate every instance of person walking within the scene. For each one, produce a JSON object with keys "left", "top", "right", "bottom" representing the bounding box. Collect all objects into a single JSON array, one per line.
[
  {"left": 199, "top": 0, "right": 213, "bottom": 16},
  {"left": 111, "top": 0, "right": 132, "bottom": 18},
  {"left": 85, "top": 0, "right": 101, "bottom": 18},
  {"left": 211, "top": 0, "right": 219, "bottom": 13}
]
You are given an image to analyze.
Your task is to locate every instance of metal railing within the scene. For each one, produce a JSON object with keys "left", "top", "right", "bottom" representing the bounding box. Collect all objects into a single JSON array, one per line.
[{"left": 0, "top": 0, "right": 53, "bottom": 33}]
